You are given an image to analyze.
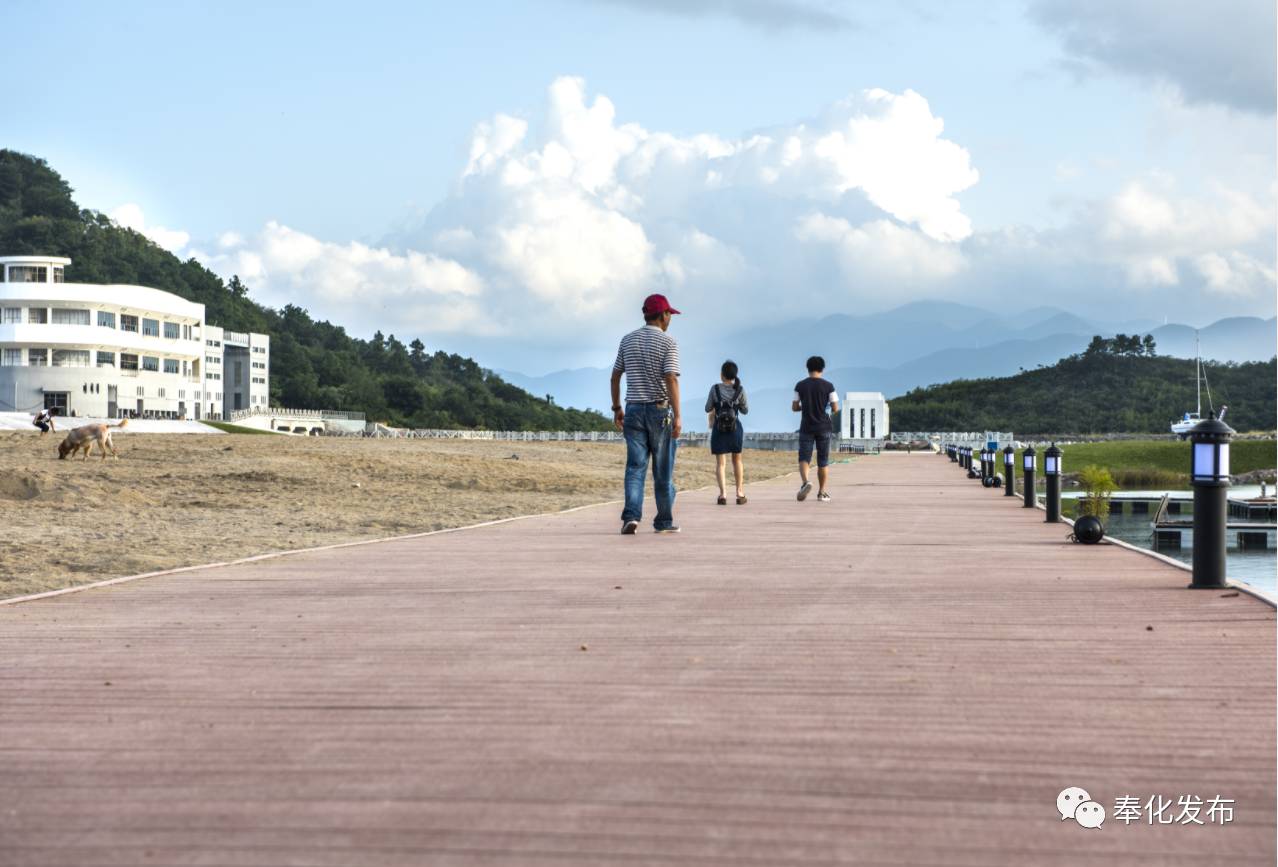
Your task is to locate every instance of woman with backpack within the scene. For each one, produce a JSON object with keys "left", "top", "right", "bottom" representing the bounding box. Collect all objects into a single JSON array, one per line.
[{"left": 705, "top": 360, "right": 749, "bottom": 505}]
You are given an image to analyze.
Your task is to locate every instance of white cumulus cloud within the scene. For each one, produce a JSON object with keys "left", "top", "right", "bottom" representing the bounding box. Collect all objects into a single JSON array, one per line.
[
  {"left": 198, "top": 222, "right": 491, "bottom": 336},
  {"left": 150, "top": 76, "right": 1270, "bottom": 367},
  {"left": 108, "top": 203, "right": 191, "bottom": 254}
]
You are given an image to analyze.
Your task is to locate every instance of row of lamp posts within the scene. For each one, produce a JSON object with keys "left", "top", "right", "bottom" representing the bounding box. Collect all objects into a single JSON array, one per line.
[{"left": 941, "top": 417, "right": 1232, "bottom": 590}]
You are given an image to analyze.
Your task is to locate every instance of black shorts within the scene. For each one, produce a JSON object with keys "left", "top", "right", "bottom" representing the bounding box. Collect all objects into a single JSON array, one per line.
[
  {"left": 35, "top": 421, "right": 50, "bottom": 433},
  {"left": 798, "top": 432, "right": 831, "bottom": 468}
]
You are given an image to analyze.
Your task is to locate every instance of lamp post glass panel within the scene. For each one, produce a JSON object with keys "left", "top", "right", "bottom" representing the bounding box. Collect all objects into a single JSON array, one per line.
[
  {"left": 1044, "top": 443, "right": 1062, "bottom": 522},
  {"left": 1022, "top": 446, "right": 1036, "bottom": 508},
  {"left": 1003, "top": 445, "right": 1015, "bottom": 496},
  {"left": 1188, "top": 414, "right": 1234, "bottom": 589}
]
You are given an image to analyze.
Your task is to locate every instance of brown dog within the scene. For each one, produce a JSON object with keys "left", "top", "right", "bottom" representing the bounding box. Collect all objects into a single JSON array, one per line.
[{"left": 57, "top": 418, "right": 129, "bottom": 461}]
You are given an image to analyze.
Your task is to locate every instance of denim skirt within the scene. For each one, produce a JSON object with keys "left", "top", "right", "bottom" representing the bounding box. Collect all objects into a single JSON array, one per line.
[{"left": 710, "top": 420, "right": 744, "bottom": 455}]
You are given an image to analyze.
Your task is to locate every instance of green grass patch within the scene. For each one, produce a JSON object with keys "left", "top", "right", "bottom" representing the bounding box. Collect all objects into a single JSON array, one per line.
[
  {"left": 1013, "top": 439, "right": 1276, "bottom": 489},
  {"left": 201, "top": 421, "right": 280, "bottom": 435}
]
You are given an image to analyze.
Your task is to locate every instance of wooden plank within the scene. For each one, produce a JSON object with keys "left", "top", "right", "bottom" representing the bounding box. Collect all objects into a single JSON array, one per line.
[{"left": 0, "top": 452, "right": 1272, "bottom": 866}]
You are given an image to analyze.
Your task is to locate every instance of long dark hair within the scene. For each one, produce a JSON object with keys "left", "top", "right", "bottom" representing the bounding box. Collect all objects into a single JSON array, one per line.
[{"left": 721, "top": 359, "right": 741, "bottom": 392}]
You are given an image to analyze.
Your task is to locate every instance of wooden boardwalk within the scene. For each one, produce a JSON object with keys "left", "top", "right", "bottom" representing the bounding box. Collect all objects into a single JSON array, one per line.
[{"left": 1, "top": 453, "right": 1273, "bottom": 866}]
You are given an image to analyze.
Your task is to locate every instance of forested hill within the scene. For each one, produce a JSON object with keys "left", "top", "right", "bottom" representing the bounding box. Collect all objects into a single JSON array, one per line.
[
  {"left": 890, "top": 350, "right": 1276, "bottom": 435},
  {"left": 0, "top": 150, "right": 610, "bottom": 430}
]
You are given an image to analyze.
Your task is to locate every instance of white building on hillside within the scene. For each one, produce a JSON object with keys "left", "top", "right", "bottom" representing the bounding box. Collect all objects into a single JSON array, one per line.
[
  {"left": 841, "top": 391, "right": 889, "bottom": 442},
  {"left": 0, "top": 254, "right": 269, "bottom": 420}
]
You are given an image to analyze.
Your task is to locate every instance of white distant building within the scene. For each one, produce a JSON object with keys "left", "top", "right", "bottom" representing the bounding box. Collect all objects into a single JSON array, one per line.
[
  {"left": 841, "top": 391, "right": 889, "bottom": 442},
  {"left": 0, "top": 254, "right": 268, "bottom": 420}
]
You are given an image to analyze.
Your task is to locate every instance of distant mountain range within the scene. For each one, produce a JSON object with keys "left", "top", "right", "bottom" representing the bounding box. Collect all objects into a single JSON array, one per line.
[{"left": 498, "top": 304, "right": 1276, "bottom": 432}]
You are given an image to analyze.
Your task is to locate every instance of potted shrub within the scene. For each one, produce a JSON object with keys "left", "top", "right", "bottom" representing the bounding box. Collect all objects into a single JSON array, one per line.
[{"left": 1074, "top": 465, "right": 1118, "bottom": 544}]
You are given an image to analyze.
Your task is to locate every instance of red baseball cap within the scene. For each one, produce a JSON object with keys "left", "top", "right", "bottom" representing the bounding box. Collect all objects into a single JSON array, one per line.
[{"left": 642, "top": 294, "right": 681, "bottom": 317}]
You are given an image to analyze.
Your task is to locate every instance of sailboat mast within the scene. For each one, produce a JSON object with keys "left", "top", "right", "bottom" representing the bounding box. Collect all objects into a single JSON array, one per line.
[{"left": 1195, "top": 332, "right": 1201, "bottom": 415}]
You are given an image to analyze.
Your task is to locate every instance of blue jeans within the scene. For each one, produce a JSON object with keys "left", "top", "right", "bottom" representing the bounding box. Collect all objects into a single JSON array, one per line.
[{"left": 622, "top": 402, "right": 677, "bottom": 530}]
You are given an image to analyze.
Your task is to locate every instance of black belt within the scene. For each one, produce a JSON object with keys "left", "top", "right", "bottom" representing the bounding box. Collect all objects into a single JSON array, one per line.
[{"left": 629, "top": 399, "right": 670, "bottom": 408}]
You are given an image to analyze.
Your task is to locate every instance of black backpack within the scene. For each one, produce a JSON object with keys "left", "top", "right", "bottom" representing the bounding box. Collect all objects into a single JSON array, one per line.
[{"left": 713, "top": 385, "right": 738, "bottom": 434}]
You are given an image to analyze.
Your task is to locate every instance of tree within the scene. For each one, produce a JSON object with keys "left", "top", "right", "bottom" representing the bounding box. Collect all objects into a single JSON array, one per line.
[
  {"left": 409, "top": 338, "right": 426, "bottom": 372},
  {"left": 228, "top": 275, "right": 249, "bottom": 298},
  {"left": 1143, "top": 334, "right": 1156, "bottom": 357}
]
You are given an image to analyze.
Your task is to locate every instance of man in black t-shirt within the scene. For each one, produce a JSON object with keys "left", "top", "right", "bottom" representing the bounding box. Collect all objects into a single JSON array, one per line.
[{"left": 791, "top": 356, "right": 839, "bottom": 502}]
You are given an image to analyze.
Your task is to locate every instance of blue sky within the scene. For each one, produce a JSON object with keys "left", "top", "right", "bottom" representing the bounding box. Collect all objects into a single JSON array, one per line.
[{"left": 3, "top": 0, "right": 1274, "bottom": 372}]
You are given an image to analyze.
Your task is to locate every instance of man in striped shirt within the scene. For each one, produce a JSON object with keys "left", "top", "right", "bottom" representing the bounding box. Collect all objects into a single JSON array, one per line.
[{"left": 609, "top": 294, "right": 682, "bottom": 535}]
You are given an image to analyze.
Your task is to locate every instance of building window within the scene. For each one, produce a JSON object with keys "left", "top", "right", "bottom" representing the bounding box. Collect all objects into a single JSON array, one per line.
[
  {"left": 120, "top": 353, "right": 139, "bottom": 371},
  {"left": 97, "top": 310, "right": 116, "bottom": 328},
  {"left": 158, "top": 387, "right": 166, "bottom": 398},
  {"left": 252, "top": 361, "right": 266, "bottom": 369},
  {"left": 182, "top": 324, "right": 191, "bottom": 340},
  {"left": 163, "top": 321, "right": 179, "bottom": 339},
  {"left": 179, "top": 389, "right": 185, "bottom": 399},
  {"left": 27, "top": 308, "right": 47, "bottom": 324},
  {"left": 51, "top": 308, "right": 91, "bottom": 326},
  {"left": 1, "top": 307, "right": 19, "bottom": 324},
  {"left": 52, "top": 349, "right": 90, "bottom": 367},
  {"left": 142, "top": 318, "right": 160, "bottom": 337},
  {"left": 52, "top": 266, "right": 64, "bottom": 283},
  {"left": 28, "top": 348, "right": 47, "bottom": 366},
  {"left": 9, "top": 265, "right": 47, "bottom": 283},
  {"left": 206, "top": 372, "right": 221, "bottom": 381},
  {"left": 142, "top": 356, "right": 159, "bottom": 372},
  {"left": 137, "top": 386, "right": 144, "bottom": 397},
  {"left": 163, "top": 358, "right": 179, "bottom": 374},
  {"left": 1, "top": 348, "right": 21, "bottom": 366},
  {"left": 97, "top": 351, "right": 115, "bottom": 367},
  {"left": 205, "top": 355, "right": 219, "bottom": 365},
  {"left": 121, "top": 314, "right": 139, "bottom": 333},
  {"left": 206, "top": 339, "right": 221, "bottom": 348}
]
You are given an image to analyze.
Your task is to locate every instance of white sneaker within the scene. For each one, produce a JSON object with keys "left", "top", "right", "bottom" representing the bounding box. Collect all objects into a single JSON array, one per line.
[
  {"left": 817, "top": 491, "right": 831, "bottom": 502},
  {"left": 797, "top": 482, "right": 812, "bottom": 501}
]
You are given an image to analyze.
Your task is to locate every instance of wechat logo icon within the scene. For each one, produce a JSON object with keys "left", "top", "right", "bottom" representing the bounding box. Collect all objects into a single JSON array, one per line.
[{"left": 1058, "top": 786, "right": 1105, "bottom": 829}]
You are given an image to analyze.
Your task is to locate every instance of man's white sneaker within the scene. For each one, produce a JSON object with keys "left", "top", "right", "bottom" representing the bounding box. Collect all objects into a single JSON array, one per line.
[
  {"left": 655, "top": 525, "right": 681, "bottom": 534},
  {"left": 817, "top": 491, "right": 831, "bottom": 502},
  {"left": 797, "top": 482, "right": 812, "bottom": 501}
]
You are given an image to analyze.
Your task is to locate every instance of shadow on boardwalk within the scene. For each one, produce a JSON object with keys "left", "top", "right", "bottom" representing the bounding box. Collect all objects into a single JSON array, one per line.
[{"left": 1, "top": 453, "right": 1273, "bottom": 865}]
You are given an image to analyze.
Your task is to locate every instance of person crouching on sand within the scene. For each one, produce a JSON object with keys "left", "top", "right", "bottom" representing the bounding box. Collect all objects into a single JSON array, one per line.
[
  {"left": 33, "top": 407, "right": 55, "bottom": 436},
  {"left": 706, "top": 360, "right": 748, "bottom": 505}
]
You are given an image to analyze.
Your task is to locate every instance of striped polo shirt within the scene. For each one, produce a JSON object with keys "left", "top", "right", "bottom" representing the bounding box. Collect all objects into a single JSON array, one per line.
[{"left": 613, "top": 324, "right": 680, "bottom": 403}]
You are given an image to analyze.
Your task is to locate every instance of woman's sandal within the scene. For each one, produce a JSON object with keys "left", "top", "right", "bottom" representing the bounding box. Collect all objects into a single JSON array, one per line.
[
  {"left": 736, "top": 495, "right": 747, "bottom": 505},
  {"left": 717, "top": 495, "right": 727, "bottom": 505}
]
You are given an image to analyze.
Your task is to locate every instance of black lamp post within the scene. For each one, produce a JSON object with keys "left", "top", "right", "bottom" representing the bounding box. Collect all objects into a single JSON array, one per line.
[
  {"left": 1003, "top": 445, "right": 1015, "bottom": 496},
  {"left": 1188, "top": 413, "right": 1234, "bottom": 589},
  {"left": 1022, "top": 446, "right": 1036, "bottom": 508},
  {"left": 1044, "top": 442, "right": 1062, "bottom": 523}
]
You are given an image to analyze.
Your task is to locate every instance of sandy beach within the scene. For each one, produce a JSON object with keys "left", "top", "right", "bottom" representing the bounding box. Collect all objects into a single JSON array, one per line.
[{"left": 0, "top": 430, "right": 803, "bottom": 599}]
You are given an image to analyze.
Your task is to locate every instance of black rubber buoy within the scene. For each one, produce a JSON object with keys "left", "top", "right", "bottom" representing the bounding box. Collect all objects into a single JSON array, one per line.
[{"left": 1073, "top": 515, "right": 1105, "bottom": 544}]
